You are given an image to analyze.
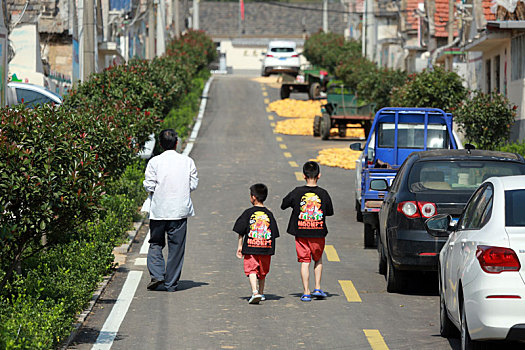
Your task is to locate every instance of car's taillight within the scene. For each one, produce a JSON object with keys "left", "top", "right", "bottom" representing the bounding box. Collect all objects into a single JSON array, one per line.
[
  {"left": 291, "top": 54, "right": 299, "bottom": 57},
  {"left": 266, "top": 54, "right": 274, "bottom": 57},
  {"left": 397, "top": 201, "right": 437, "bottom": 218},
  {"left": 397, "top": 201, "right": 419, "bottom": 218},
  {"left": 418, "top": 202, "right": 437, "bottom": 218},
  {"left": 476, "top": 245, "right": 521, "bottom": 274}
]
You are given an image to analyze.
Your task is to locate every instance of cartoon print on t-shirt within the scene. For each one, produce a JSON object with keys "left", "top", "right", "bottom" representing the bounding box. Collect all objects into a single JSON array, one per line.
[
  {"left": 298, "top": 193, "right": 324, "bottom": 229},
  {"left": 247, "top": 211, "right": 272, "bottom": 248}
]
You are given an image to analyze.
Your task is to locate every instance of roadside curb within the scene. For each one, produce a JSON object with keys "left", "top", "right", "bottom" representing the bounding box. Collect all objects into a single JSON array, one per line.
[
  {"left": 61, "top": 219, "right": 144, "bottom": 349},
  {"left": 63, "top": 75, "right": 214, "bottom": 349}
]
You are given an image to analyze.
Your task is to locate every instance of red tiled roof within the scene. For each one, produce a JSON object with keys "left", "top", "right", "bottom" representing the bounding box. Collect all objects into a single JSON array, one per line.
[
  {"left": 405, "top": 0, "right": 421, "bottom": 31},
  {"left": 483, "top": 0, "right": 496, "bottom": 21},
  {"left": 434, "top": 0, "right": 460, "bottom": 37}
]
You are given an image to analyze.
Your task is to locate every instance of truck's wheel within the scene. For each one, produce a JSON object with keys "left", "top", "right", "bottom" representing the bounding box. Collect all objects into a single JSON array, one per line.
[
  {"left": 309, "top": 82, "right": 321, "bottom": 99},
  {"left": 386, "top": 256, "right": 405, "bottom": 293},
  {"left": 355, "top": 200, "right": 363, "bottom": 222},
  {"left": 313, "top": 115, "right": 321, "bottom": 137},
  {"left": 321, "top": 113, "right": 331, "bottom": 140},
  {"left": 280, "top": 85, "right": 290, "bottom": 99},
  {"left": 364, "top": 223, "right": 376, "bottom": 248},
  {"left": 338, "top": 125, "right": 347, "bottom": 138}
]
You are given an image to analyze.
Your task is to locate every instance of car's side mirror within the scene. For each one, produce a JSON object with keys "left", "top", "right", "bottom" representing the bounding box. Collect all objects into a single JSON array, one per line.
[
  {"left": 350, "top": 142, "right": 363, "bottom": 151},
  {"left": 425, "top": 214, "right": 453, "bottom": 235},
  {"left": 370, "top": 179, "right": 389, "bottom": 191}
]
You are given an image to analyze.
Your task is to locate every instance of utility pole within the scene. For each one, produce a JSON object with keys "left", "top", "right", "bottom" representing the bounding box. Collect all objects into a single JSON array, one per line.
[
  {"left": 193, "top": 0, "right": 199, "bottom": 30},
  {"left": 82, "top": 0, "right": 96, "bottom": 80},
  {"left": 174, "top": 0, "right": 180, "bottom": 38},
  {"left": 447, "top": 0, "right": 455, "bottom": 71},
  {"left": 323, "top": 0, "right": 328, "bottom": 32},
  {"left": 157, "top": 0, "right": 166, "bottom": 56},
  {"left": 0, "top": 1, "right": 8, "bottom": 106},
  {"left": 147, "top": 0, "right": 155, "bottom": 59}
]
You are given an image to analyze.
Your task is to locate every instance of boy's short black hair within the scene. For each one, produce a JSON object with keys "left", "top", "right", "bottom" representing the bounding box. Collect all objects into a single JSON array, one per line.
[
  {"left": 250, "top": 183, "right": 268, "bottom": 203},
  {"left": 159, "top": 129, "right": 178, "bottom": 150},
  {"left": 303, "top": 161, "right": 320, "bottom": 179}
]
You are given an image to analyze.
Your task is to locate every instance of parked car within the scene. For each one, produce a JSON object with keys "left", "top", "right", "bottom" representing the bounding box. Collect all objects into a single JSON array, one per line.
[
  {"left": 7, "top": 82, "right": 63, "bottom": 108},
  {"left": 426, "top": 175, "right": 525, "bottom": 349},
  {"left": 261, "top": 41, "right": 300, "bottom": 77},
  {"left": 372, "top": 149, "right": 525, "bottom": 293}
]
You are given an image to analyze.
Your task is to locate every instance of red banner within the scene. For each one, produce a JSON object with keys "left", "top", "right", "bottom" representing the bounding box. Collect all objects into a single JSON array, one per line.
[{"left": 240, "top": 0, "right": 245, "bottom": 21}]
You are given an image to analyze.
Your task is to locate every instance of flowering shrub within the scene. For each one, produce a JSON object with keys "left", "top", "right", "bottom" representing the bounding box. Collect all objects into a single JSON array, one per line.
[
  {"left": 390, "top": 67, "right": 467, "bottom": 112},
  {"left": 454, "top": 90, "right": 517, "bottom": 150}
]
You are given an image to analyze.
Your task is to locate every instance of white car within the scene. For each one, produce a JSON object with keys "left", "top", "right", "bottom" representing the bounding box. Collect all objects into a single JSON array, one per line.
[
  {"left": 426, "top": 175, "right": 525, "bottom": 349},
  {"left": 261, "top": 40, "right": 300, "bottom": 77},
  {"left": 7, "top": 82, "right": 63, "bottom": 108}
]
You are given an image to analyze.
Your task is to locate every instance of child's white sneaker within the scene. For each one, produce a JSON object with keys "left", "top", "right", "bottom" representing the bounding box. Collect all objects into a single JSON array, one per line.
[
  {"left": 260, "top": 294, "right": 266, "bottom": 301},
  {"left": 249, "top": 292, "right": 262, "bottom": 304}
]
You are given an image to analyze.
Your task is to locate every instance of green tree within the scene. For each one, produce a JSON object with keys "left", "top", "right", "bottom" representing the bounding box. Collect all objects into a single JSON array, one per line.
[
  {"left": 389, "top": 66, "right": 467, "bottom": 112},
  {"left": 303, "top": 31, "right": 361, "bottom": 74},
  {"left": 454, "top": 90, "right": 517, "bottom": 150}
]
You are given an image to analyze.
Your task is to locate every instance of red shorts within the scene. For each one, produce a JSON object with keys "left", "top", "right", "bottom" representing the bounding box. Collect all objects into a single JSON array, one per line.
[
  {"left": 295, "top": 236, "right": 325, "bottom": 263},
  {"left": 244, "top": 254, "right": 271, "bottom": 279}
]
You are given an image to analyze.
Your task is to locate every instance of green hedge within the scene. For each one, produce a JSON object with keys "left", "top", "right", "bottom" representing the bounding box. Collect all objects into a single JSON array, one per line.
[{"left": 0, "top": 30, "right": 215, "bottom": 349}]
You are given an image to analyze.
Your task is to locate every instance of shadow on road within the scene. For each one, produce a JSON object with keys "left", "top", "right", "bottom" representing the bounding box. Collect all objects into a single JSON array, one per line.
[
  {"left": 239, "top": 293, "right": 285, "bottom": 302},
  {"left": 176, "top": 280, "right": 209, "bottom": 291}
]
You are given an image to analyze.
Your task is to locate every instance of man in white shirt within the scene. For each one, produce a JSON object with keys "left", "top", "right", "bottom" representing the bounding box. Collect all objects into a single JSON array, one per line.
[{"left": 143, "top": 129, "right": 199, "bottom": 291}]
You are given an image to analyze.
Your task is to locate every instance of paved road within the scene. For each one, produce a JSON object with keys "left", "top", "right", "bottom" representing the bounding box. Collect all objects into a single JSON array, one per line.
[{"left": 70, "top": 74, "right": 461, "bottom": 349}]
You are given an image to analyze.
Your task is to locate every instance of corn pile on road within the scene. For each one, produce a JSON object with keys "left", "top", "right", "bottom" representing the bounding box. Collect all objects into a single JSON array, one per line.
[
  {"left": 269, "top": 99, "right": 325, "bottom": 118},
  {"left": 311, "top": 147, "right": 362, "bottom": 170}
]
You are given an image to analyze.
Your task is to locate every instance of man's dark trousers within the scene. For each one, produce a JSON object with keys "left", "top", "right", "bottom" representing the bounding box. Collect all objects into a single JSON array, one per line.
[{"left": 147, "top": 219, "right": 187, "bottom": 292}]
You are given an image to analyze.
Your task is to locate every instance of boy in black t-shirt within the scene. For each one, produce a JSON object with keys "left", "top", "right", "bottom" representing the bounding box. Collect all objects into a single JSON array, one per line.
[
  {"left": 281, "top": 161, "right": 334, "bottom": 302},
  {"left": 233, "top": 184, "right": 279, "bottom": 304}
]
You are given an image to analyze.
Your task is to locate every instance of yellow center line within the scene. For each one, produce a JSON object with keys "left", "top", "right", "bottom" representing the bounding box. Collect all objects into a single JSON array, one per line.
[
  {"left": 264, "top": 98, "right": 270, "bottom": 104},
  {"left": 363, "top": 329, "right": 389, "bottom": 350},
  {"left": 276, "top": 136, "right": 283, "bottom": 141},
  {"left": 324, "top": 245, "right": 340, "bottom": 262},
  {"left": 262, "top": 91, "right": 268, "bottom": 96},
  {"left": 288, "top": 161, "right": 299, "bottom": 168},
  {"left": 270, "top": 122, "right": 276, "bottom": 127},
  {"left": 268, "top": 115, "right": 274, "bottom": 120},
  {"left": 283, "top": 152, "right": 292, "bottom": 158},
  {"left": 339, "top": 280, "right": 362, "bottom": 302},
  {"left": 295, "top": 172, "right": 303, "bottom": 181},
  {"left": 279, "top": 144, "right": 287, "bottom": 149}
]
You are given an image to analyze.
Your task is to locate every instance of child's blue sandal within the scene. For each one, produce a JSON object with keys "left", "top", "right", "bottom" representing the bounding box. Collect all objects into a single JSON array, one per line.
[
  {"left": 312, "top": 289, "right": 327, "bottom": 298},
  {"left": 300, "top": 294, "right": 312, "bottom": 302}
]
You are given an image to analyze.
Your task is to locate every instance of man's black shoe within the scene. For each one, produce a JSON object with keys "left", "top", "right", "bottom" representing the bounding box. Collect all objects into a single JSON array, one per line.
[{"left": 147, "top": 279, "right": 164, "bottom": 290}]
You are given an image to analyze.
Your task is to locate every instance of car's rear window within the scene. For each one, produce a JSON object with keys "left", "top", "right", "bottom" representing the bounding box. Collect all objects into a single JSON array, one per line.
[
  {"left": 378, "top": 123, "right": 449, "bottom": 149},
  {"left": 408, "top": 160, "right": 525, "bottom": 192},
  {"left": 506, "top": 190, "right": 525, "bottom": 226},
  {"left": 270, "top": 47, "right": 294, "bottom": 53}
]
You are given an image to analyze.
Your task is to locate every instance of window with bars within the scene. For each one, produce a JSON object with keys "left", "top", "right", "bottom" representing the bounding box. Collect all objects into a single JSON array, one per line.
[{"left": 511, "top": 34, "right": 525, "bottom": 81}]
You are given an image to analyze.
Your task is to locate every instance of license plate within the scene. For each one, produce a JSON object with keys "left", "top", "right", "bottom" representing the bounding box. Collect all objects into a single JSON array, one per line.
[{"left": 279, "top": 57, "right": 287, "bottom": 60}]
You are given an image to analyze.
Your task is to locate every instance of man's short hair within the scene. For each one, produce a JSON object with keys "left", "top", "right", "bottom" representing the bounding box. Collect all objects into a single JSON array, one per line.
[
  {"left": 159, "top": 129, "right": 178, "bottom": 150},
  {"left": 250, "top": 183, "right": 268, "bottom": 203},
  {"left": 303, "top": 161, "right": 320, "bottom": 179}
]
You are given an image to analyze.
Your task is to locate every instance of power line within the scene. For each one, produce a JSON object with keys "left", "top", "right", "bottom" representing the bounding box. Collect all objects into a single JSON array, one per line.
[{"left": 254, "top": 1, "right": 410, "bottom": 15}]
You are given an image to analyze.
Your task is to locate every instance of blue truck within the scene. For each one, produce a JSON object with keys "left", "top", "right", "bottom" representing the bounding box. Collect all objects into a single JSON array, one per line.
[{"left": 350, "top": 108, "right": 462, "bottom": 248}]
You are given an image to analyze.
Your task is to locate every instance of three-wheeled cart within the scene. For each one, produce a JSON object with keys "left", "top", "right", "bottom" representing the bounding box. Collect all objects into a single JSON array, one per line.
[
  {"left": 313, "top": 85, "right": 375, "bottom": 140},
  {"left": 279, "top": 67, "right": 329, "bottom": 100}
]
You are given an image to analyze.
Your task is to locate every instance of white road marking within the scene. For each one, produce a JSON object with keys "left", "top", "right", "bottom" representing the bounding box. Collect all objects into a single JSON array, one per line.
[
  {"left": 183, "top": 77, "right": 214, "bottom": 156},
  {"left": 91, "top": 271, "right": 143, "bottom": 350},
  {"left": 134, "top": 258, "right": 147, "bottom": 266},
  {"left": 139, "top": 230, "right": 150, "bottom": 255}
]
